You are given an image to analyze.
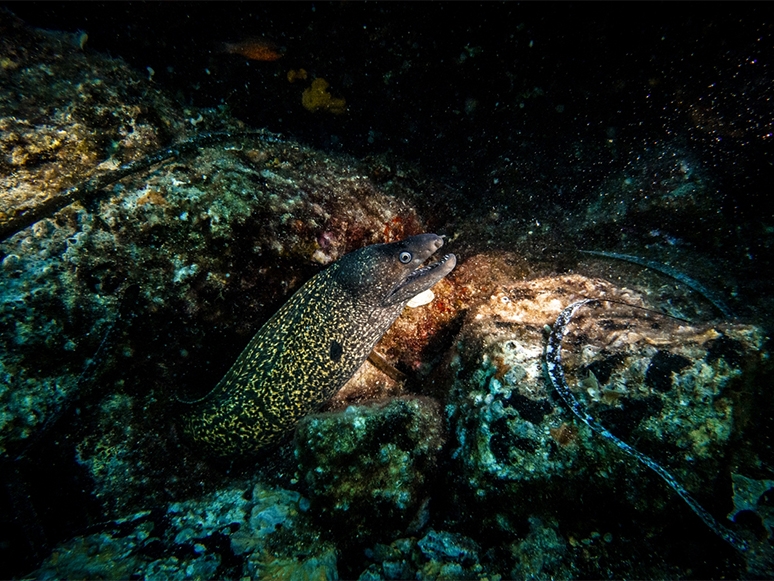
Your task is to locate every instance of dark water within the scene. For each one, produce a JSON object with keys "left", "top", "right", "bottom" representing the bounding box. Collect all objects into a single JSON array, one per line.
[
  {"left": 1, "top": 3, "right": 773, "bottom": 579},
  {"left": 13, "top": 2, "right": 770, "bottom": 289},
  {"left": 7, "top": 3, "right": 771, "bottom": 192}
]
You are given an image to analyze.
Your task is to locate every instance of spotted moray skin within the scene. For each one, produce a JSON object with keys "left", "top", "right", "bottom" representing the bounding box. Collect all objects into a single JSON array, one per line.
[{"left": 182, "top": 234, "right": 456, "bottom": 457}]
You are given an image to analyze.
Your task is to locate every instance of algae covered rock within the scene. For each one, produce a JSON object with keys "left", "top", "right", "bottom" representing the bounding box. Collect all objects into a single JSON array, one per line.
[
  {"left": 34, "top": 481, "right": 337, "bottom": 580},
  {"left": 4, "top": 8, "right": 774, "bottom": 581},
  {"left": 0, "top": 10, "right": 186, "bottom": 225},
  {"left": 359, "top": 529, "right": 487, "bottom": 581},
  {"left": 0, "top": 13, "right": 446, "bottom": 577},
  {"left": 295, "top": 397, "right": 444, "bottom": 545},
  {"left": 442, "top": 262, "right": 768, "bottom": 575},
  {"left": 0, "top": 10, "right": 428, "bottom": 477},
  {"left": 0, "top": 139, "right": 423, "bottom": 513}
]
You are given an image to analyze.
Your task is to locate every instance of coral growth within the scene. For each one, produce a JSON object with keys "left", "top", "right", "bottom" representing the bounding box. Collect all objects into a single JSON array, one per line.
[
  {"left": 302, "top": 78, "right": 347, "bottom": 115},
  {"left": 3, "top": 9, "right": 774, "bottom": 581},
  {"left": 295, "top": 397, "right": 443, "bottom": 545},
  {"left": 441, "top": 260, "right": 767, "bottom": 576},
  {"left": 34, "top": 482, "right": 335, "bottom": 580}
]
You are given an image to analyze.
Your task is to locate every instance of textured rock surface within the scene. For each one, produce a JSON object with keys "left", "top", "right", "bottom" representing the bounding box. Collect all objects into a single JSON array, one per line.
[
  {"left": 0, "top": 13, "right": 435, "bottom": 516},
  {"left": 0, "top": 11, "right": 186, "bottom": 223},
  {"left": 360, "top": 529, "right": 486, "bottom": 581},
  {"left": 3, "top": 8, "right": 774, "bottom": 581},
  {"left": 34, "top": 482, "right": 337, "bottom": 580},
  {"left": 441, "top": 261, "right": 769, "bottom": 577},
  {"left": 295, "top": 397, "right": 444, "bottom": 546}
]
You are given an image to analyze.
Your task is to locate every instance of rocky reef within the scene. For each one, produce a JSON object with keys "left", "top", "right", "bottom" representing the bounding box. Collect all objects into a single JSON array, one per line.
[
  {"left": 34, "top": 482, "right": 337, "bottom": 581},
  {"left": 2, "top": 8, "right": 774, "bottom": 581},
  {"left": 0, "top": 9, "right": 425, "bottom": 460},
  {"left": 295, "top": 397, "right": 444, "bottom": 548},
  {"left": 442, "top": 265, "right": 769, "bottom": 577}
]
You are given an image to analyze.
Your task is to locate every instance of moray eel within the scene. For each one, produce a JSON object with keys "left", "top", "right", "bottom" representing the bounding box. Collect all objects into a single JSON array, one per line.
[{"left": 183, "top": 234, "right": 456, "bottom": 457}]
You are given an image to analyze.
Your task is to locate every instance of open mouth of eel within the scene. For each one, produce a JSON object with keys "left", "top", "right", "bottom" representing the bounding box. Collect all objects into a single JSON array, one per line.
[{"left": 385, "top": 252, "right": 457, "bottom": 306}]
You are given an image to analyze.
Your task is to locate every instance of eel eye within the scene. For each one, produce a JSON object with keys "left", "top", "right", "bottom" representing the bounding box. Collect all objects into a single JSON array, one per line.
[{"left": 399, "top": 251, "right": 413, "bottom": 264}]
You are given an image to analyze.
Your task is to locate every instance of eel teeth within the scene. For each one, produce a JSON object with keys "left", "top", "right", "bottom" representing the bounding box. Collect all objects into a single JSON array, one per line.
[{"left": 404, "top": 253, "right": 453, "bottom": 283}]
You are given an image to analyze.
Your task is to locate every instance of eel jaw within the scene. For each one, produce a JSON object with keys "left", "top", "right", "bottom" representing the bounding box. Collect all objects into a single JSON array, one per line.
[{"left": 382, "top": 252, "right": 457, "bottom": 306}]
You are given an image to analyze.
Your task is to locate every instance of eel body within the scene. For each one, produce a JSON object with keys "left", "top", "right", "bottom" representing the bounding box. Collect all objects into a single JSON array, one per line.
[{"left": 182, "top": 234, "right": 456, "bottom": 457}]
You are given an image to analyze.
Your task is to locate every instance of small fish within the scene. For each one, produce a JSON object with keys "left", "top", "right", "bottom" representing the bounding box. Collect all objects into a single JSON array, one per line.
[{"left": 220, "top": 37, "right": 284, "bottom": 61}]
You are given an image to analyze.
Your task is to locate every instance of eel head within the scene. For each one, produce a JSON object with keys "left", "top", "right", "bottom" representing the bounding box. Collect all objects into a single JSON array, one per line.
[{"left": 335, "top": 233, "right": 456, "bottom": 307}]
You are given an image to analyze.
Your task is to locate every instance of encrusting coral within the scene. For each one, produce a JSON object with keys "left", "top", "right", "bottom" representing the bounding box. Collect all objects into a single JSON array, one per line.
[{"left": 302, "top": 78, "right": 347, "bottom": 115}]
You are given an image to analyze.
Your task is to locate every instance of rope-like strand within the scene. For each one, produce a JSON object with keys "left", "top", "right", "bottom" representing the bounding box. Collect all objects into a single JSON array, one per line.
[{"left": 544, "top": 299, "right": 748, "bottom": 553}]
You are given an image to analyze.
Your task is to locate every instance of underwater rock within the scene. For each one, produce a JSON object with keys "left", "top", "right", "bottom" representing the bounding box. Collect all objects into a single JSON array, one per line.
[
  {"left": 442, "top": 258, "right": 769, "bottom": 575},
  {"left": 415, "top": 529, "right": 484, "bottom": 580},
  {"left": 0, "top": 10, "right": 186, "bottom": 459},
  {"left": 0, "top": 12, "right": 433, "bottom": 524},
  {"left": 0, "top": 12, "right": 453, "bottom": 576},
  {"left": 579, "top": 142, "right": 726, "bottom": 246},
  {"left": 0, "top": 9, "right": 187, "bottom": 235},
  {"left": 34, "top": 481, "right": 337, "bottom": 580},
  {"left": 5, "top": 9, "right": 773, "bottom": 581},
  {"left": 0, "top": 123, "right": 427, "bottom": 458},
  {"left": 295, "top": 397, "right": 444, "bottom": 546},
  {"left": 508, "top": 516, "right": 572, "bottom": 579},
  {"left": 359, "top": 529, "right": 486, "bottom": 581},
  {"left": 729, "top": 473, "right": 774, "bottom": 539}
]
